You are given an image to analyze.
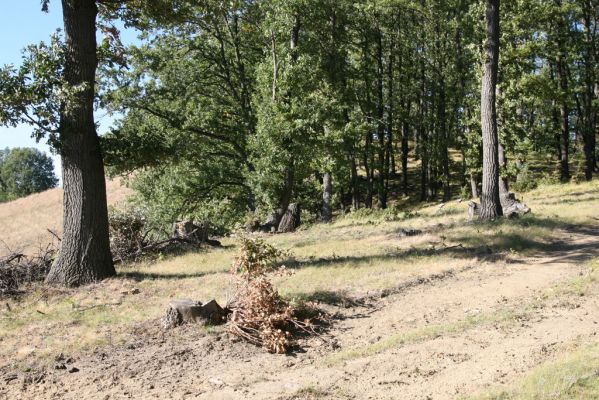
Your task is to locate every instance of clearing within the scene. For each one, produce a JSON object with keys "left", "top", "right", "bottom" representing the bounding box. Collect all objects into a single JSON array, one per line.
[{"left": 1, "top": 180, "right": 599, "bottom": 399}]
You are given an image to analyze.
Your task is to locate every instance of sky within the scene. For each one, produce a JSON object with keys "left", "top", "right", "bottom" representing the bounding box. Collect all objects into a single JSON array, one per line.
[{"left": 0, "top": 2, "right": 138, "bottom": 184}]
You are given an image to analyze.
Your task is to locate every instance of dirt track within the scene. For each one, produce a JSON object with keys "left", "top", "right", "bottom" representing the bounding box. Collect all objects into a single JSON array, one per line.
[{"left": 3, "top": 226, "right": 599, "bottom": 400}]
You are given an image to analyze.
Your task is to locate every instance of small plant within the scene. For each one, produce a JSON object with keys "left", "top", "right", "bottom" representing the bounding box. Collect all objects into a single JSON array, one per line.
[
  {"left": 231, "top": 237, "right": 285, "bottom": 278},
  {"left": 227, "top": 237, "right": 316, "bottom": 353}
]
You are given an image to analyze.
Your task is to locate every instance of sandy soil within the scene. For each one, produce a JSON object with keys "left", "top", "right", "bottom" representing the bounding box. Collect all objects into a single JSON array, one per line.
[{"left": 2, "top": 225, "right": 599, "bottom": 400}]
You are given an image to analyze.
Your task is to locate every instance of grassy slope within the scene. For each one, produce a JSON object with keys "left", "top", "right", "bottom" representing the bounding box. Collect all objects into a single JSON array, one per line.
[
  {"left": 1, "top": 179, "right": 599, "bottom": 397},
  {"left": 0, "top": 179, "right": 132, "bottom": 255}
]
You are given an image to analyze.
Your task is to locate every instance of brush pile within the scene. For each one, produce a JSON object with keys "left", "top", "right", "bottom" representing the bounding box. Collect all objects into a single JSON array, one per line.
[
  {"left": 227, "top": 237, "right": 316, "bottom": 353},
  {"left": 0, "top": 242, "right": 57, "bottom": 296}
]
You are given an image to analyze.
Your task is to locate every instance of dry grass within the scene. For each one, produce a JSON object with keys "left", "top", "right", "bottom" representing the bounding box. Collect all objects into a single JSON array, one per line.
[
  {"left": 471, "top": 342, "right": 599, "bottom": 400},
  {"left": 0, "top": 179, "right": 132, "bottom": 255},
  {"left": 0, "top": 179, "right": 598, "bottom": 367}
]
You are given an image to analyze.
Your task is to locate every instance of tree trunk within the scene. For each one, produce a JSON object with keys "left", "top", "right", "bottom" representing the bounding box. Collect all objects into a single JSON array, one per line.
[
  {"left": 555, "top": 2, "right": 570, "bottom": 182},
  {"left": 46, "top": 0, "right": 115, "bottom": 286},
  {"left": 349, "top": 150, "right": 360, "bottom": 210},
  {"left": 479, "top": 0, "right": 503, "bottom": 220},
  {"left": 321, "top": 172, "right": 332, "bottom": 222},
  {"left": 278, "top": 203, "right": 300, "bottom": 233},
  {"left": 498, "top": 143, "right": 511, "bottom": 203},
  {"left": 376, "top": 27, "right": 387, "bottom": 209},
  {"left": 470, "top": 173, "right": 478, "bottom": 199},
  {"left": 402, "top": 120, "right": 409, "bottom": 195}
]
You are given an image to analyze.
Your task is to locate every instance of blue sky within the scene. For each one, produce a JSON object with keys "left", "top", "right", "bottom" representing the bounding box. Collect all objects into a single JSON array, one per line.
[{"left": 0, "top": 2, "right": 138, "bottom": 183}]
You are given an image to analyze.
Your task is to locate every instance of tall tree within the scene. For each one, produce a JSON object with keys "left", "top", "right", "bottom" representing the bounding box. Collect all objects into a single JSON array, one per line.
[
  {"left": 0, "top": 0, "right": 116, "bottom": 285},
  {"left": 46, "top": 0, "right": 115, "bottom": 285},
  {"left": 479, "top": 0, "right": 503, "bottom": 220}
]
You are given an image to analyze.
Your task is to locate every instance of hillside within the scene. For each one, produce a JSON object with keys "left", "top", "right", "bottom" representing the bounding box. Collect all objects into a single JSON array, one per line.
[
  {"left": 1, "top": 180, "right": 599, "bottom": 399},
  {"left": 0, "top": 179, "right": 132, "bottom": 255}
]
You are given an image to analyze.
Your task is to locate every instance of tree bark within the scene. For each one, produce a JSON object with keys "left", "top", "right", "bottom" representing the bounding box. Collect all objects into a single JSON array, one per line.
[
  {"left": 470, "top": 173, "right": 478, "bottom": 199},
  {"left": 498, "top": 143, "right": 510, "bottom": 202},
  {"left": 321, "top": 172, "right": 332, "bottom": 222},
  {"left": 402, "top": 120, "right": 409, "bottom": 195},
  {"left": 555, "top": 1, "right": 570, "bottom": 182},
  {"left": 479, "top": 0, "right": 503, "bottom": 220},
  {"left": 46, "top": 0, "right": 115, "bottom": 286}
]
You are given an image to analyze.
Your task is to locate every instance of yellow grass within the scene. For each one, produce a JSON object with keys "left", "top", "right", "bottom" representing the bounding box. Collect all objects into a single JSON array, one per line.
[{"left": 0, "top": 179, "right": 132, "bottom": 255}]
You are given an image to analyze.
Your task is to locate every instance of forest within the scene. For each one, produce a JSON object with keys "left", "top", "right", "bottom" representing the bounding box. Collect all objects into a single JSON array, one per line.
[{"left": 0, "top": 0, "right": 599, "bottom": 399}]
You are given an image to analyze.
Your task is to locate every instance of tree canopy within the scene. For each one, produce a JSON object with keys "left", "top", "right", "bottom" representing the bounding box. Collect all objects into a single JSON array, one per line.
[{"left": 0, "top": 147, "right": 58, "bottom": 201}]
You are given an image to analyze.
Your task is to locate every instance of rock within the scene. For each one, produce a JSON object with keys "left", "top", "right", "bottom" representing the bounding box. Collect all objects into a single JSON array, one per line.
[
  {"left": 208, "top": 378, "right": 225, "bottom": 387},
  {"left": 54, "top": 363, "right": 67, "bottom": 370},
  {"left": 161, "top": 299, "right": 228, "bottom": 329},
  {"left": 68, "top": 367, "right": 79, "bottom": 373}
]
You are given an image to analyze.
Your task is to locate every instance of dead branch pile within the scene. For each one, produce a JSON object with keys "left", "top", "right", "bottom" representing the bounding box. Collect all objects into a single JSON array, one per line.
[
  {"left": 0, "top": 242, "right": 57, "bottom": 296},
  {"left": 109, "top": 208, "right": 220, "bottom": 264},
  {"left": 227, "top": 237, "right": 317, "bottom": 353}
]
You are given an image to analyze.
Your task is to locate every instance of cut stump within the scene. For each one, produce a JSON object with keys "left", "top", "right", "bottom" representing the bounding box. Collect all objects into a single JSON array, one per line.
[{"left": 162, "top": 299, "right": 228, "bottom": 329}]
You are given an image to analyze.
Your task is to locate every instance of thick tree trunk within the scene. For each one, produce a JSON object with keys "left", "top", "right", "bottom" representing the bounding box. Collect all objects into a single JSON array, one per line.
[
  {"left": 321, "top": 172, "right": 332, "bottom": 222},
  {"left": 479, "top": 0, "right": 503, "bottom": 220},
  {"left": 46, "top": 0, "right": 115, "bottom": 286}
]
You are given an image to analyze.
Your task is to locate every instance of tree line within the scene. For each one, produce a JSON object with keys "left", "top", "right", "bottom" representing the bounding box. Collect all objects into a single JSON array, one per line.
[{"left": 0, "top": 0, "right": 597, "bottom": 286}]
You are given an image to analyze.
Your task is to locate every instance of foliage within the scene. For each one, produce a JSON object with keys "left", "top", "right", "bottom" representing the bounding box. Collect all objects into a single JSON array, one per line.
[
  {"left": 231, "top": 237, "right": 285, "bottom": 278},
  {"left": 0, "top": 147, "right": 58, "bottom": 201},
  {"left": 97, "top": 0, "right": 598, "bottom": 229}
]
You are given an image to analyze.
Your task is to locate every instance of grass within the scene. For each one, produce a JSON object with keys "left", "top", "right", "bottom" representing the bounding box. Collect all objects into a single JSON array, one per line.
[
  {"left": 0, "top": 179, "right": 131, "bottom": 255},
  {"left": 1, "top": 179, "right": 598, "bottom": 367},
  {"left": 471, "top": 342, "right": 599, "bottom": 399}
]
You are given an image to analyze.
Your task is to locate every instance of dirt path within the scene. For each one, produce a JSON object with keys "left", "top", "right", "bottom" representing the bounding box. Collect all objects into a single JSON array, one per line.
[{"left": 3, "top": 227, "right": 599, "bottom": 400}]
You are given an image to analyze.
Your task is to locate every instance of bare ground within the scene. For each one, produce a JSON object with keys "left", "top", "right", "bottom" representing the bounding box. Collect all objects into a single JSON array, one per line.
[{"left": 2, "top": 226, "right": 599, "bottom": 400}]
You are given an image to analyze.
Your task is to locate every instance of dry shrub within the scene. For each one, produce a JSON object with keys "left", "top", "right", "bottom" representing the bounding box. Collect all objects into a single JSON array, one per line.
[
  {"left": 108, "top": 206, "right": 149, "bottom": 263},
  {"left": 227, "top": 237, "right": 316, "bottom": 353},
  {"left": 0, "top": 241, "right": 57, "bottom": 296}
]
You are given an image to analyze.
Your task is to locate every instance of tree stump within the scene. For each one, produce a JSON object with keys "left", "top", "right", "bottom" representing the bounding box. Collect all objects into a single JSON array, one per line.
[
  {"left": 161, "top": 299, "right": 227, "bottom": 329},
  {"left": 468, "top": 201, "right": 480, "bottom": 220},
  {"left": 171, "top": 220, "right": 210, "bottom": 243},
  {"left": 500, "top": 193, "right": 531, "bottom": 218},
  {"left": 278, "top": 203, "right": 301, "bottom": 233}
]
